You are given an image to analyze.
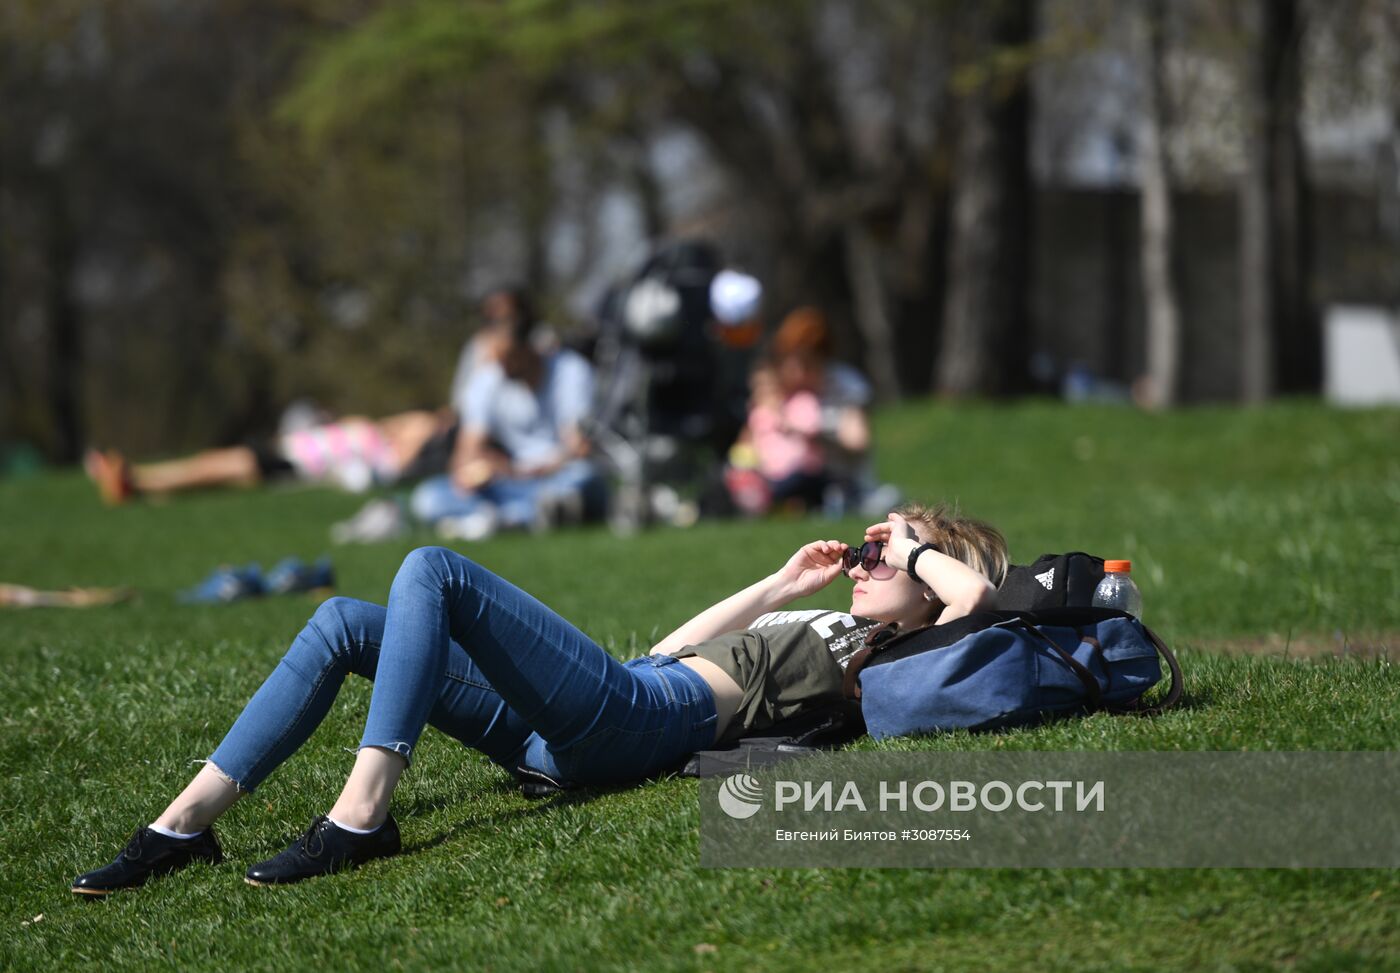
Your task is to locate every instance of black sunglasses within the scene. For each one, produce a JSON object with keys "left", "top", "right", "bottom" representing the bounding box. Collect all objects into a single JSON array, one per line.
[{"left": 842, "top": 541, "right": 897, "bottom": 580}]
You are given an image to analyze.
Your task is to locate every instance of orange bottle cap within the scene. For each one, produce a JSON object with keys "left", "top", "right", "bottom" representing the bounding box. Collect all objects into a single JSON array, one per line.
[{"left": 1104, "top": 560, "right": 1132, "bottom": 573}]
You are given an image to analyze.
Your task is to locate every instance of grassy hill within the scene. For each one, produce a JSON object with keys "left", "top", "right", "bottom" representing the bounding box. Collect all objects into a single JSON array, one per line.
[{"left": 1, "top": 400, "right": 1396, "bottom": 971}]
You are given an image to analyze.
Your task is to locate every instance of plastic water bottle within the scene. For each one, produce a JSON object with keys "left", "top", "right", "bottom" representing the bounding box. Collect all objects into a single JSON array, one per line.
[{"left": 1092, "top": 560, "right": 1143, "bottom": 617}]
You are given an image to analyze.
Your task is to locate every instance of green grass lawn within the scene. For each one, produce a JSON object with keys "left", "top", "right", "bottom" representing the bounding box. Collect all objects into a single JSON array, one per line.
[{"left": 1, "top": 400, "right": 1397, "bottom": 972}]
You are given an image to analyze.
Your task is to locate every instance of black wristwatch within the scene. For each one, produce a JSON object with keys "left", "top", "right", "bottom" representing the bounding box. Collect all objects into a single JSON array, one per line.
[{"left": 906, "top": 543, "right": 938, "bottom": 581}]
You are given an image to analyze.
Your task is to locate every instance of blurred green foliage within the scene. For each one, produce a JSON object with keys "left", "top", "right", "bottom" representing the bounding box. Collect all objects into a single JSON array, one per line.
[{"left": 3, "top": 0, "right": 1397, "bottom": 464}]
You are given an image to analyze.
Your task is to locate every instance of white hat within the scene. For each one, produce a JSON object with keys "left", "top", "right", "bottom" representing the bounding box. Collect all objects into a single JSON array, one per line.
[{"left": 709, "top": 270, "right": 763, "bottom": 324}]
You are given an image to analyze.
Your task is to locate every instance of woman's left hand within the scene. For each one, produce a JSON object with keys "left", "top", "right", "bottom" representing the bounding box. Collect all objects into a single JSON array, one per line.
[
  {"left": 864, "top": 512, "right": 919, "bottom": 573},
  {"left": 774, "top": 540, "right": 849, "bottom": 600}
]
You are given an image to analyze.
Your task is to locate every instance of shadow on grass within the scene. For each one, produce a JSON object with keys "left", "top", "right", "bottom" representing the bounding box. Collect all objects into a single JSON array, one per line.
[
  {"left": 1164, "top": 687, "right": 1213, "bottom": 712},
  {"left": 229, "top": 774, "right": 617, "bottom": 860},
  {"left": 402, "top": 786, "right": 617, "bottom": 857},
  {"left": 350, "top": 679, "right": 1222, "bottom": 860}
]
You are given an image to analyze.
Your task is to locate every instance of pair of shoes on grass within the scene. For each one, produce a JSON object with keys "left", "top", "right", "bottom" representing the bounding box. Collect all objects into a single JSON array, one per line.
[
  {"left": 71, "top": 815, "right": 401, "bottom": 896},
  {"left": 178, "top": 557, "right": 335, "bottom": 604}
]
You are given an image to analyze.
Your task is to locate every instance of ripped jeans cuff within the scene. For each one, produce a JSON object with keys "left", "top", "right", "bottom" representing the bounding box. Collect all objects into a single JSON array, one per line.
[
  {"left": 353, "top": 741, "right": 414, "bottom": 767},
  {"left": 201, "top": 758, "right": 253, "bottom": 795}
]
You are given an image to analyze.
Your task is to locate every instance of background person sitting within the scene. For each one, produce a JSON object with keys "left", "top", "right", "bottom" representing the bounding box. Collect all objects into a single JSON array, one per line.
[
  {"left": 324, "top": 287, "right": 548, "bottom": 543},
  {"left": 409, "top": 319, "right": 603, "bottom": 539},
  {"left": 449, "top": 286, "right": 552, "bottom": 411}
]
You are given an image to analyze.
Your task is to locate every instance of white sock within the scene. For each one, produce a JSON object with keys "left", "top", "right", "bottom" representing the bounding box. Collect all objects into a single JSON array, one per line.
[
  {"left": 148, "top": 822, "right": 203, "bottom": 840},
  {"left": 327, "top": 814, "right": 381, "bottom": 835}
]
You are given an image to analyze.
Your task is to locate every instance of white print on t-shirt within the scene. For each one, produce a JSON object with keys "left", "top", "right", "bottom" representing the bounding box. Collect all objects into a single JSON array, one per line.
[
  {"left": 752, "top": 608, "right": 860, "bottom": 640},
  {"left": 750, "top": 609, "right": 832, "bottom": 629},
  {"left": 809, "top": 612, "right": 859, "bottom": 639},
  {"left": 751, "top": 608, "right": 878, "bottom": 670}
]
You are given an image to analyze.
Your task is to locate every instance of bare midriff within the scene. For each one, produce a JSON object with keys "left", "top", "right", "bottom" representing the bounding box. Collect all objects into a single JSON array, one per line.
[{"left": 677, "top": 657, "right": 743, "bottom": 743}]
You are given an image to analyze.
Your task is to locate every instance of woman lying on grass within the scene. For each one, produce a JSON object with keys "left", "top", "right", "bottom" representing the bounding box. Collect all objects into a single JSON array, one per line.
[{"left": 73, "top": 503, "right": 1007, "bottom": 894}]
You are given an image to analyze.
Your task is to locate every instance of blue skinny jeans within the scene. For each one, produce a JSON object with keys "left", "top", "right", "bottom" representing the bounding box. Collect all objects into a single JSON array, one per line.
[
  {"left": 207, "top": 547, "right": 717, "bottom": 792},
  {"left": 408, "top": 460, "right": 604, "bottom": 528}
]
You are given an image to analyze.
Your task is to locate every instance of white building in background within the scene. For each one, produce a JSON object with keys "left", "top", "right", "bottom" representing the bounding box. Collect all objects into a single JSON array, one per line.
[{"left": 1325, "top": 306, "right": 1400, "bottom": 405}]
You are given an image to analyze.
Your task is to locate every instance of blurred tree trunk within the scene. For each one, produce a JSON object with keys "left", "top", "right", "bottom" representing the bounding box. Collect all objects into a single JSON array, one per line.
[
  {"left": 842, "top": 220, "right": 900, "bottom": 403},
  {"left": 1137, "top": 0, "right": 1181, "bottom": 410},
  {"left": 1239, "top": 0, "right": 1314, "bottom": 402},
  {"left": 522, "top": 104, "right": 553, "bottom": 296},
  {"left": 889, "top": 177, "right": 947, "bottom": 397},
  {"left": 890, "top": 97, "right": 956, "bottom": 398},
  {"left": 41, "top": 176, "right": 83, "bottom": 463},
  {"left": 0, "top": 189, "right": 11, "bottom": 441},
  {"left": 936, "top": 0, "right": 1034, "bottom": 397}
]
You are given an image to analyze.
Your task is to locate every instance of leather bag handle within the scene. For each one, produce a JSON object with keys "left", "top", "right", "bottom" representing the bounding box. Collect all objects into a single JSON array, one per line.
[
  {"left": 842, "top": 644, "right": 875, "bottom": 701},
  {"left": 1034, "top": 618, "right": 1184, "bottom": 716},
  {"left": 1111, "top": 623, "right": 1184, "bottom": 715},
  {"left": 1015, "top": 620, "right": 1104, "bottom": 708}
]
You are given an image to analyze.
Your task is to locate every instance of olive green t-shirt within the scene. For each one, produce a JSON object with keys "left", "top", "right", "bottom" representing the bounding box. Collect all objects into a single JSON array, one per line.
[{"left": 672, "top": 609, "right": 884, "bottom": 743}]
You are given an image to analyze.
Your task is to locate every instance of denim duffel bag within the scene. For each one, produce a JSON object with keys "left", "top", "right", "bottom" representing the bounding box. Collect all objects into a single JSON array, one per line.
[{"left": 841, "top": 607, "right": 1183, "bottom": 740}]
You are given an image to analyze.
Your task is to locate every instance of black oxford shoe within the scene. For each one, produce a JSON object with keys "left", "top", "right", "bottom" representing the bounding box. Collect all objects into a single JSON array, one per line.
[
  {"left": 244, "top": 815, "right": 401, "bottom": 886},
  {"left": 72, "top": 827, "right": 224, "bottom": 896}
]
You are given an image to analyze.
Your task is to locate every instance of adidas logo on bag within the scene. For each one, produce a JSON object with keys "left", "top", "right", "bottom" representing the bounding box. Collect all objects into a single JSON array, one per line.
[{"left": 1034, "top": 568, "right": 1055, "bottom": 590}]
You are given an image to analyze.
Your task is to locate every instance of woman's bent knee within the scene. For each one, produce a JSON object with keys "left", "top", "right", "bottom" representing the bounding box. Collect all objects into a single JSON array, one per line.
[
  {"left": 313, "top": 595, "right": 356, "bottom": 626},
  {"left": 311, "top": 595, "right": 380, "bottom": 640},
  {"left": 302, "top": 596, "right": 381, "bottom": 670},
  {"left": 397, "top": 546, "right": 475, "bottom": 585}
]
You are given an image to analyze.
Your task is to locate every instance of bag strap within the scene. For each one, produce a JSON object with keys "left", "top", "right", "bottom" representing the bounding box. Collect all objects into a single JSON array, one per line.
[
  {"left": 842, "top": 643, "right": 875, "bottom": 701},
  {"left": 1111, "top": 623, "right": 1184, "bottom": 715},
  {"left": 842, "top": 622, "right": 904, "bottom": 701},
  {"left": 1014, "top": 620, "right": 1103, "bottom": 708},
  {"left": 1030, "top": 618, "right": 1183, "bottom": 716}
]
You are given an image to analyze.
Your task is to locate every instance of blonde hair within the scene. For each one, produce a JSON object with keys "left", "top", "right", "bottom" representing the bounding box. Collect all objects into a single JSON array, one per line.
[{"left": 895, "top": 501, "right": 1009, "bottom": 588}]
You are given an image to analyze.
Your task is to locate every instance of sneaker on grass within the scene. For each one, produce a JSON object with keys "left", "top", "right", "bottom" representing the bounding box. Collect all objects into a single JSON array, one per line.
[
  {"left": 265, "top": 556, "right": 335, "bottom": 595},
  {"left": 330, "top": 497, "right": 407, "bottom": 545},
  {"left": 177, "top": 563, "right": 265, "bottom": 604},
  {"left": 436, "top": 508, "right": 498, "bottom": 542}
]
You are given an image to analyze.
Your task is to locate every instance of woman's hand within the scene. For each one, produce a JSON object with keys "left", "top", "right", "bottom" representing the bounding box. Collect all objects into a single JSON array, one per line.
[
  {"left": 864, "top": 512, "right": 920, "bottom": 573},
  {"left": 773, "top": 539, "right": 849, "bottom": 601}
]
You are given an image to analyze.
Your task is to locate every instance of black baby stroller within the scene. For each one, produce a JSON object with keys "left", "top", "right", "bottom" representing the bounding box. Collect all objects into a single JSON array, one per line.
[{"left": 588, "top": 239, "right": 755, "bottom": 532}]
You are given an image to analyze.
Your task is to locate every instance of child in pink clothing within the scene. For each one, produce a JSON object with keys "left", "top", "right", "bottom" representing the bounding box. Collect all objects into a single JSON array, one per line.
[
  {"left": 747, "top": 371, "right": 825, "bottom": 481},
  {"left": 725, "top": 367, "right": 830, "bottom": 514},
  {"left": 722, "top": 304, "right": 890, "bottom": 518}
]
